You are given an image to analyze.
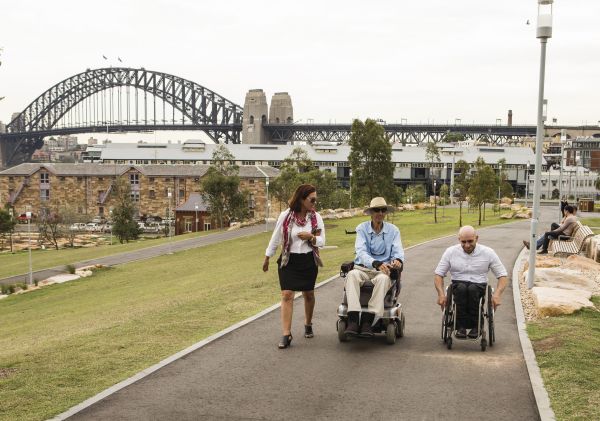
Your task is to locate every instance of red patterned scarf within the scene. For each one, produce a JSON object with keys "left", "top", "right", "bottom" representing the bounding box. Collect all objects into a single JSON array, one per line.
[{"left": 280, "top": 209, "right": 322, "bottom": 267}]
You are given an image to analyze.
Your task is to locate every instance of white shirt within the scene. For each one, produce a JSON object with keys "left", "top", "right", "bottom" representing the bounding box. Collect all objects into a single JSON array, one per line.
[
  {"left": 434, "top": 243, "right": 507, "bottom": 284},
  {"left": 265, "top": 210, "right": 326, "bottom": 257}
]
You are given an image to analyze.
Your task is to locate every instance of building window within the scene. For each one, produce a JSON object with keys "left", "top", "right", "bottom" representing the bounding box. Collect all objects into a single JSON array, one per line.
[
  {"left": 149, "top": 177, "right": 155, "bottom": 183},
  {"left": 60, "top": 176, "right": 65, "bottom": 181},
  {"left": 99, "top": 206, "right": 104, "bottom": 215},
  {"left": 249, "top": 179, "right": 255, "bottom": 184},
  {"left": 149, "top": 190, "right": 156, "bottom": 199},
  {"left": 77, "top": 177, "right": 83, "bottom": 182},
  {"left": 40, "top": 173, "right": 49, "bottom": 183},
  {"left": 179, "top": 189, "right": 184, "bottom": 199},
  {"left": 165, "top": 178, "right": 171, "bottom": 182},
  {"left": 130, "top": 173, "right": 139, "bottom": 185},
  {"left": 552, "top": 180, "right": 557, "bottom": 187},
  {"left": 8, "top": 177, "right": 13, "bottom": 181},
  {"left": 130, "top": 191, "right": 140, "bottom": 202},
  {"left": 40, "top": 189, "right": 50, "bottom": 201},
  {"left": 99, "top": 177, "right": 104, "bottom": 181}
]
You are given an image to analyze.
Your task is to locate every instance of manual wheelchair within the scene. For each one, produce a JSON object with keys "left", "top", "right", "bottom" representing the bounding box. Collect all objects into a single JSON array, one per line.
[
  {"left": 441, "top": 282, "right": 495, "bottom": 351},
  {"left": 336, "top": 261, "right": 405, "bottom": 345}
]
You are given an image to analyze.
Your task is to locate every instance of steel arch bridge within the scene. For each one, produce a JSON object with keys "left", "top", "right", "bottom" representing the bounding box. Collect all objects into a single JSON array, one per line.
[{"left": 0, "top": 67, "right": 243, "bottom": 167}]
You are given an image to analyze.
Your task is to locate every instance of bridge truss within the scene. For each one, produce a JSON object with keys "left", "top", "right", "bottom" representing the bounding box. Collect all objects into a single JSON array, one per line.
[{"left": 1, "top": 67, "right": 243, "bottom": 167}]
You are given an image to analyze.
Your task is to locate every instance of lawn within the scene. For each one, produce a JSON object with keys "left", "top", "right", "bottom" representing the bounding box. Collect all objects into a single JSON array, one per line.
[
  {"left": 579, "top": 217, "right": 600, "bottom": 235},
  {"left": 0, "top": 208, "right": 515, "bottom": 421},
  {"left": 0, "top": 229, "right": 222, "bottom": 280},
  {"left": 527, "top": 296, "right": 600, "bottom": 421}
]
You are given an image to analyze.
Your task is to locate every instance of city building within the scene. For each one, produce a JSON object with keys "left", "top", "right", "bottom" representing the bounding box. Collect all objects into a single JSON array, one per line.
[
  {"left": 90, "top": 141, "right": 536, "bottom": 195},
  {"left": 529, "top": 165, "right": 599, "bottom": 200},
  {"left": 0, "top": 163, "right": 279, "bottom": 229}
]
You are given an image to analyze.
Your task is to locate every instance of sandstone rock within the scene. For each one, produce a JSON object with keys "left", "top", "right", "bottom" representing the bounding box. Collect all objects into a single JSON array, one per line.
[
  {"left": 500, "top": 212, "right": 514, "bottom": 219},
  {"left": 403, "top": 204, "right": 415, "bottom": 211},
  {"left": 563, "top": 254, "right": 600, "bottom": 272},
  {"left": 75, "top": 270, "right": 93, "bottom": 278},
  {"left": 334, "top": 208, "right": 345, "bottom": 213},
  {"left": 531, "top": 287, "right": 594, "bottom": 317},
  {"left": 46, "top": 274, "right": 80, "bottom": 284},
  {"left": 527, "top": 268, "right": 598, "bottom": 292},
  {"left": 515, "top": 212, "right": 531, "bottom": 219},
  {"left": 340, "top": 211, "right": 352, "bottom": 218},
  {"left": 522, "top": 256, "right": 562, "bottom": 272},
  {"left": 500, "top": 204, "right": 512, "bottom": 210}
]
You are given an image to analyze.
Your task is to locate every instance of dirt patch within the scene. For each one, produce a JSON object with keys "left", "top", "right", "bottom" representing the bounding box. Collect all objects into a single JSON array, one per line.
[
  {"left": 0, "top": 367, "right": 18, "bottom": 379},
  {"left": 532, "top": 336, "right": 564, "bottom": 352}
]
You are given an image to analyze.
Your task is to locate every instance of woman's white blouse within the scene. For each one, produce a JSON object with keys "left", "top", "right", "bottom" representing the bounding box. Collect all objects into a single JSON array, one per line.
[{"left": 265, "top": 210, "right": 326, "bottom": 258}]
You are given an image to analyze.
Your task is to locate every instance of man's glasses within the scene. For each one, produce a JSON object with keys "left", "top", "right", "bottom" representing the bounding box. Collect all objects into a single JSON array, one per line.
[{"left": 373, "top": 207, "right": 387, "bottom": 213}]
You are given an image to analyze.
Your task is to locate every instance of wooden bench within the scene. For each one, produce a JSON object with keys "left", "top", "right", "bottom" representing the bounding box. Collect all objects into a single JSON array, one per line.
[{"left": 549, "top": 222, "right": 595, "bottom": 257}]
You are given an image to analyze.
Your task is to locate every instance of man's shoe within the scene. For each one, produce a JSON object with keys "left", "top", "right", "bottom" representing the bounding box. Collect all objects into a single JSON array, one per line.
[
  {"left": 345, "top": 312, "right": 360, "bottom": 336},
  {"left": 455, "top": 327, "right": 467, "bottom": 338},
  {"left": 468, "top": 328, "right": 479, "bottom": 339},
  {"left": 359, "top": 313, "right": 375, "bottom": 337},
  {"left": 523, "top": 240, "right": 530, "bottom": 250},
  {"left": 538, "top": 250, "right": 548, "bottom": 255}
]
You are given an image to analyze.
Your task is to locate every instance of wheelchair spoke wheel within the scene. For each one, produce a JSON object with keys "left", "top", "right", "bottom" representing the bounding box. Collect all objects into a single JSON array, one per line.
[
  {"left": 487, "top": 286, "right": 495, "bottom": 346},
  {"left": 446, "top": 337, "right": 453, "bottom": 350},
  {"left": 337, "top": 319, "right": 348, "bottom": 343},
  {"left": 480, "top": 338, "right": 487, "bottom": 352}
]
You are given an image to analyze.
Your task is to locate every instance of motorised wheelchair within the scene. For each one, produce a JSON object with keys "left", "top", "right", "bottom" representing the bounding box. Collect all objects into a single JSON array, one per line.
[
  {"left": 336, "top": 261, "right": 405, "bottom": 345},
  {"left": 441, "top": 282, "right": 495, "bottom": 351}
]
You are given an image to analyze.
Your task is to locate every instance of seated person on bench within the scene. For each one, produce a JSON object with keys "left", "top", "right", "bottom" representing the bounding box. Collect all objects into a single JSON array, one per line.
[
  {"left": 344, "top": 197, "right": 404, "bottom": 337},
  {"left": 434, "top": 226, "right": 508, "bottom": 339},
  {"left": 523, "top": 205, "right": 577, "bottom": 254}
]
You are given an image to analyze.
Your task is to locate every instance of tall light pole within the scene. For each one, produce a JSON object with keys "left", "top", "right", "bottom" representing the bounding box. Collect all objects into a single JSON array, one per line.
[
  {"left": 528, "top": 0, "right": 553, "bottom": 289},
  {"left": 525, "top": 161, "right": 530, "bottom": 207},
  {"left": 194, "top": 203, "right": 199, "bottom": 233},
  {"left": 264, "top": 178, "right": 269, "bottom": 232},
  {"left": 26, "top": 207, "right": 33, "bottom": 285},
  {"left": 348, "top": 169, "right": 353, "bottom": 209},
  {"left": 109, "top": 208, "right": 113, "bottom": 245},
  {"left": 498, "top": 163, "right": 503, "bottom": 210},
  {"left": 167, "top": 188, "right": 173, "bottom": 254},
  {"left": 449, "top": 154, "right": 456, "bottom": 204},
  {"left": 433, "top": 178, "right": 437, "bottom": 223}
]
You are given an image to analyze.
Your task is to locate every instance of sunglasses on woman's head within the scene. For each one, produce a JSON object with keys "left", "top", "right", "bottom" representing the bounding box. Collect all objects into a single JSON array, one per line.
[{"left": 373, "top": 207, "right": 387, "bottom": 213}]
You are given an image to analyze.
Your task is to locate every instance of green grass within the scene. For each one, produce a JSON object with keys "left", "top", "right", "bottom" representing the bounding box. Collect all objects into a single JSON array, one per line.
[
  {"left": 0, "top": 208, "right": 514, "bottom": 421},
  {"left": 527, "top": 297, "right": 600, "bottom": 421},
  {"left": 0, "top": 229, "right": 221, "bottom": 280}
]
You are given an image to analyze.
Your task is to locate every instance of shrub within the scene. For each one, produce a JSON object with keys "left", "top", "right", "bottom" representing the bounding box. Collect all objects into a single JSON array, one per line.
[
  {"left": 1, "top": 284, "right": 8, "bottom": 295},
  {"left": 8, "top": 284, "right": 15, "bottom": 294},
  {"left": 34, "top": 279, "right": 39, "bottom": 286},
  {"left": 66, "top": 264, "right": 76, "bottom": 274}
]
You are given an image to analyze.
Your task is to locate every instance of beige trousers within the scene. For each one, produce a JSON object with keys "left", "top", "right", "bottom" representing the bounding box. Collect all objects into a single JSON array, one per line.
[{"left": 345, "top": 266, "right": 392, "bottom": 317}]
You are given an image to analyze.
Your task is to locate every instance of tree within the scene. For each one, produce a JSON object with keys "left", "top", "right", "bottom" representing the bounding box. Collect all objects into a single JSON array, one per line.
[
  {"left": 111, "top": 178, "right": 141, "bottom": 243},
  {"left": 425, "top": 142, "right": 441, "bottom": 222},
  {"left": 212, "top": 145, "right": 239, "bottom": 176},
  {"left": 443, "top": 132, "right": 465, "bottom": 143},
  {"left": 453, "top": 160, "right": 471, "bottom": 227},
  {"left": 201, "top": 167, "right": 247, "bottom": 228},
  {"left": 439, "top": 184, "right": 450, "bottom": 206},
  {"left": 595, "top": 176, "right": 600, "bottom": 192},
  {"left": 37, "top": 206, "right": 63, "bottom": 250},
  {"left": 469, "top": 158, "right": 497, "bottom": 225},
  {"left": 270, "top": 147, "right": 315, "bottom": 210},
  {"left": 0, "top": 208, "right": 16, "bottom": 252},
  {"left": 348, "top": 119, "right": 395, "bottom": 205},
  {"left": 404, "top": 184, "right": 426, "bottom": 204},
  {"left": 282, "top": 147, "right": 314, "bottom": 173}
]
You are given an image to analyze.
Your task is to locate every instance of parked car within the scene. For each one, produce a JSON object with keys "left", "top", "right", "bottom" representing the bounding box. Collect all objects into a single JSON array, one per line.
[
  {"left": 143, "top": 223, "right": 160, "bottom": 233},
  {"left": 102, "top": 223, "right": 113, "bottom": 233},
  {"left": 92, "top": 216, "right": 106, "bottom": 224},
  {"left": 69, "top": 222, "right": 87, "bottom": 231},
  {"left": 85, "top": 223, "right": 101, "bottom": 232}
]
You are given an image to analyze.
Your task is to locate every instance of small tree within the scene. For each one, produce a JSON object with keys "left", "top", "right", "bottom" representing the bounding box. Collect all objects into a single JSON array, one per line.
[
  {"left": 38, "top": 207, "right": 63, "bottom": 250},
  {"left": 212, "top": 145, "right": 239, "bottom": 176},
  {"left": 469, "top": 158, "right": 497, "bottom": 225},
  {"left": 111, "top": 178, "right": 140, "bottom": 243},
  {"left": 0, "top": 208, "right": 16, "bottom": 252},
  {"left": 201, "top": 167, "right": 247, "bottom": 228},
  {"left": 453, "top": 160, "right": 471, "bottom": 227},
  {"left": 439, "top": 184, "right": 450, "bottom": 206},
  {"left": 443, "top": 132, "right": 465, "bottom": 143},
  {"left": 348, "top": 119, "right": 395, "bottom": 205}
]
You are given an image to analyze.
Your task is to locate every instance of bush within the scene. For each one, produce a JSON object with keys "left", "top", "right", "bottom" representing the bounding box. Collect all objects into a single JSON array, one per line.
[
  {"left": 8, "top": 284, "right": 15, "bottom": 294},
  {"left": 1, "top": 284, "right": 8, "bottom": 295},
  {"left": 34, "top": 279, "right": 39, "bottom": 286}
]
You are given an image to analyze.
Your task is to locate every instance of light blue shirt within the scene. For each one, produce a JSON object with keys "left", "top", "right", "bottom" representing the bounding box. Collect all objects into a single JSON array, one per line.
[{"left": 354, "top": 221, "right": 405, "bottom": 268}]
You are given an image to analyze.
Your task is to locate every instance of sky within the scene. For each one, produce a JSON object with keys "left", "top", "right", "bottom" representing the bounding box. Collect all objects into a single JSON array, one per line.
[{"left": 1, "top": 0, "right": 599, "bottom": 142}]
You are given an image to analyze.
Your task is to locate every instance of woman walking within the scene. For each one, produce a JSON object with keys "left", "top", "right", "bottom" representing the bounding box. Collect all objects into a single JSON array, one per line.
[{"left": 263, "top": 184, "right": 325, "bottom": 349}]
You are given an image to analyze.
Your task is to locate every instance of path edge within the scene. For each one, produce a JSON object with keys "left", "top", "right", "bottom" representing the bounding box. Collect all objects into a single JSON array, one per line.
[{"left": 511, "top": 248, "right": 556, "bottom": 421}]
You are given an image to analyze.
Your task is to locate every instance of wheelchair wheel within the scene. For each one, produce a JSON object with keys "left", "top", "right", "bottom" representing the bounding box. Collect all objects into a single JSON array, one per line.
[
  {"left": 481, "top": 338, "right": 487, "bottom": 352},
  {"left": 442, "top": 287, "right": 454, "bottom": 344},
  {"left": 446, "top": 336, "right": 453, "bottom": 350},
  {"left": 386, "top": 323, "right": 396, "bottom": 345},
  {"left": 337, "top": 319, "right": 348, "bottom": 342},
  {"left": 487, "top": 287, "right": 495, "bottom": 346},
  {"left": 396, "top": 312, "right": 405, "bottom": 338}
]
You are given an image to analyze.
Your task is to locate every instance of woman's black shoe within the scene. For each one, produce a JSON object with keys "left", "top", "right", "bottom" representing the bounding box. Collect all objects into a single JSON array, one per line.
[
  {"left": 304, "top": 324, "right": 314, "bottom": 338},
  {"left": 278, "top": 334, "right": 293, "bottom": 349}
]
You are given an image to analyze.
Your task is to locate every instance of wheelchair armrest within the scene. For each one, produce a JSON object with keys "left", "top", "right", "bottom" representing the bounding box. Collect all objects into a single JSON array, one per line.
[{"left": 340, "top": 261, "right": 355, "bottom": 277}]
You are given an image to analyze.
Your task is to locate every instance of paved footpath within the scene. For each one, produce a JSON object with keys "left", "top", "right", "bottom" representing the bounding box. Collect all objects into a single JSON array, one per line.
[
  {"left": 67, "top": 218, "right": 545, "bottom": 421},
  {"left": 0, "top": 225, "right": 266, "bottom": 286}
]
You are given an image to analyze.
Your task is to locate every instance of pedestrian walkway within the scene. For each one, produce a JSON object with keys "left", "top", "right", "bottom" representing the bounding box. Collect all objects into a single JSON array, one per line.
[
  {"left": 0, "top": 225, "right": 267, "bottom": 286},
  {"left": 65, "top": 219, "right": 544, "bottom": 421}
]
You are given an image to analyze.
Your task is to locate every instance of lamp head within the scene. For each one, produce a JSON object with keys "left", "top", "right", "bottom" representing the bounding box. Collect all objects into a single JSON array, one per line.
[{"left": 537, "top": 0, "right": 553, "bottom": 39}]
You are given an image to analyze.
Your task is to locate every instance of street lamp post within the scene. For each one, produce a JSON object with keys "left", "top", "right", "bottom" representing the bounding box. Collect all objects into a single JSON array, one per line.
[
  {"left": 26, "top": 208, "right": 33, "bottom": 285},
  {"left": 525, "top": 161, "right": 530, "bottom": 207},
  {"left": 265, "top": 178, "right": 269, "bottom": 232},
  {"left": 433, "top": 179, "right": 437, "bottom": 223},
  {"left": 528, "top": 0, "right": 553, "bottom": 289},
  {"left": 194, "top": 203, "right": 199, "bottom": 233},
  {"left": 498, "top": 163, "right": 503, "bottom": 211},
  {"left": 348, "top": 169, "right": 353, "bottom": 209},
  {"left": 167, "top": 188, "right": 173, "bottom": 254},
  {"left": 109, "top": 209, "right": 113, "bottom": 245}
]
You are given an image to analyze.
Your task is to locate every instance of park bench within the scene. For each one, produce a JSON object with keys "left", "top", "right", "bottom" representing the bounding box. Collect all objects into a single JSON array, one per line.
[{"left": 548, "top": 221, "right": 595, "bottom": 257}]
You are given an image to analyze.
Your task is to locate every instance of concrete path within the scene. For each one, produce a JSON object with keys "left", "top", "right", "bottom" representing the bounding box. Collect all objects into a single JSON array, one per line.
[
  {"left": 68, "top": 218, "right": 545, "bottom": 421},
  {"left": 0, "top": 225, "right": 266, "bottom": 286}
]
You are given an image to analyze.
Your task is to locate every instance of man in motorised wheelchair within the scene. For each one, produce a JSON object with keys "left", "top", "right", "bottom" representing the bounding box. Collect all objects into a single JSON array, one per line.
[
  {"left": 434, "top": 225, "right": 508, "bottom": 349},
  {"left": 337, "top": 197, "right": 405, "bottom": 343}
]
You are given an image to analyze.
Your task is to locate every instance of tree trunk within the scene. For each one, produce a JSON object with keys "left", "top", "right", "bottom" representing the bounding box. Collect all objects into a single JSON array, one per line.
[
  {"left": 478, "top": 204, "right": 482, "bottom": 226},
  {"left": 459, "top": 201, "right": 463, "bottom": 227},
  {"left": 483, "top": 202, "right": 486, "bottom": 221}
]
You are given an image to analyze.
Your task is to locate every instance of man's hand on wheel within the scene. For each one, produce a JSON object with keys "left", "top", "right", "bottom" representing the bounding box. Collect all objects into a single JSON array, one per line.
[{"left": 391, "top": 259, "right": 403, "bottom": 270}]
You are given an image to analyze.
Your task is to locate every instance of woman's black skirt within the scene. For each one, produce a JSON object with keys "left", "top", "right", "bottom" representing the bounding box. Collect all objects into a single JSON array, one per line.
[{"left": 277, "top": 251, "right": 318, "bottom": 291}]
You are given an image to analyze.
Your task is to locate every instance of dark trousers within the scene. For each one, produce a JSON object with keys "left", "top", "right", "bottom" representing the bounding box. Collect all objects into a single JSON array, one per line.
[
  {"left": 452, "top": 281, "right": 486, "bottom": 329},
  {"left": 536, "top": 223, "right": 561, "bottom": 250}
]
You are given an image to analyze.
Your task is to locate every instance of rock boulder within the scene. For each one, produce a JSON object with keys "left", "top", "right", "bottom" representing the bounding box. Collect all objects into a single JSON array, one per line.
[{"left": 531, "top": 287, "right": 594, "bottom": 317}]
